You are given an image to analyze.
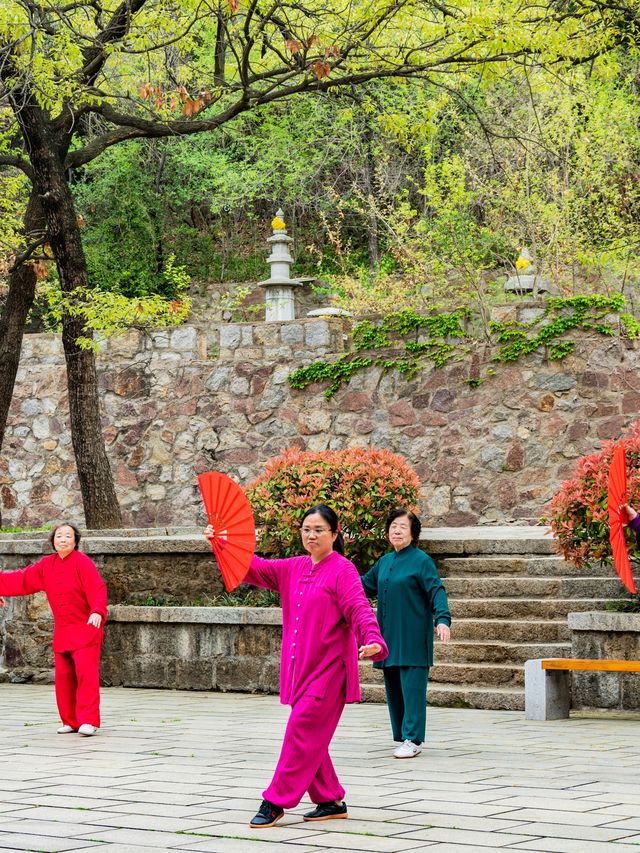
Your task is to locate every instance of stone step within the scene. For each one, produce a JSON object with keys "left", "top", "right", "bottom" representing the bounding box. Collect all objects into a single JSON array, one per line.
[
  {"left": 428, "top": 684, "right": 525, "bottom": 711},
  {"left": 452, "top": 618, "right": 571, "bottom": 643},
  {"left": 436, "top": 640, "right": 569, "bottom": 665},
  {"left": 359, "top": 661, "right": 525, "bottom": 688},
  {"left": 437, "top": 555, "right": 610, "bottom": 578},
  {"left": 360, "top": 682, "right": 524, "bottom": 711},
  {"left": 444, "top": 576, "right": 625, "bottom": 599},
  {"left": 430, "top": 662, "right": 525, "bottom": 687},
  {"left": 449, "top": 597, "right": 627, "bottom": 619}
]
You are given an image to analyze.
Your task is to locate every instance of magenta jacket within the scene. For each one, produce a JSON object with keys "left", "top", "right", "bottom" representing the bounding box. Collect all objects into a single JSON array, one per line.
[{"left": 246, "top": 550, "right": 388, "bottom": 705}]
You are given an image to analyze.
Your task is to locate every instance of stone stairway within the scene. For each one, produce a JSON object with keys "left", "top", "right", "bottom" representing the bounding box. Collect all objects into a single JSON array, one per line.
[{"left": 359, "top": 527, "right": 630, "bottom": 711}]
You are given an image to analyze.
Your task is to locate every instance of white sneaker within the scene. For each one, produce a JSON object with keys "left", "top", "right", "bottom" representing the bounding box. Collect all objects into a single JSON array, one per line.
[
  {"left": 57, "top": 725, "right": 77, "bottom": 734},
  {"left": 393, "top": 739, "right": 422, "bottom": 759},
  {"left": 78, "top": 724, "right": 98, "bottom": 736}
]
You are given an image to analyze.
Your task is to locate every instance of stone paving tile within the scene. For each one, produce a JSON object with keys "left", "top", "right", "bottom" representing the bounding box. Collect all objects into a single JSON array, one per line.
[
  {"left": 509, "top": 839, "right": 640, "bottom": 852},
  {"left": 174, "top": 841, "right": 322, "bottom": 853},
  {"left": 2, "top": 686, "right": 640, "bottom": 853},
  {"left": 0, "top": 819, "right": 106, "bottom": 839},
  {"left": 383, "top": 813, "right": 535, "bottom": 832},
  {"left": 381, "top": 799, "right": 522, "bottom": 818},
  {"left": 590, "top": 804, "right": 640, "bottom": 817},
  {"left": 0, "top": 835, "right": 101, "bottom": 852},
  {"left": 502, "top": 821, "right": 638, "bottom": 842},
  {"left": 396, "top": 827, "right": 538, "bottom": 847},
  {"left": 486, "top": 795, "right": 616, "bottom": 812},
  {"left": 0, "top": 808, "right": 126, "bottom": 825},
  {"left": 604, "top": 818, "right": 640, "bottom": 831},
  {"left": 497, "top": 808, "right": 629, "bottom": 827},
  {"left": 271, "top": 831, "right": 428, "bottom": 851}
]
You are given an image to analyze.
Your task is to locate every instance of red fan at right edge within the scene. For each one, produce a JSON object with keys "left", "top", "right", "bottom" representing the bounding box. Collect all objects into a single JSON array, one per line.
[{"left": 608, "top": 444, "right": 637, "bottom": 594}]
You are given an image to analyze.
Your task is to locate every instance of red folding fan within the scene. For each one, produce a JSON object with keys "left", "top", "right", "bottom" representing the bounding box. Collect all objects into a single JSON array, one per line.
[
  {"left": 198, "top": 472, "right": 256, "bottom": 592},
  {"left": 607, "top": 444, "right": 636, "bottom": 594}
]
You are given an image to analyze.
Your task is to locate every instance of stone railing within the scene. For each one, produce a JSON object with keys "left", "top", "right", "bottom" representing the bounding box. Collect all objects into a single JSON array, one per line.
[
  {"left": 568, "top": 611, "right": 640, "bottom": 711},
  {"left": 102, "top": 605, "right": 282, "bottom": 693}
]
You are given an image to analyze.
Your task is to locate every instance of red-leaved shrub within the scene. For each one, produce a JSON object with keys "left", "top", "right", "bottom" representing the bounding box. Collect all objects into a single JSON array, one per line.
[
  {"left": 245, "top": 447, "right": 421, "bottom": 570},
  {"left": 547, "top": 420, "right": 640, "bottom": 569}
]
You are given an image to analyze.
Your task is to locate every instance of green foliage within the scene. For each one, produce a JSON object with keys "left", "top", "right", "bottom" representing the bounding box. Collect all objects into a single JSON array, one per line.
[
  {"left": 546, "top": 419, "right": 640, "bottom": 574},
  {"left": 37, "top": 260, "right": 191, "bottom": 350},
  {"left": 289, "top": 295, "right": 637, "bottom": 396},
  {"left": 246, "top": 446, "right": 421, "bottom": 571},
  {"left": 219, "top": 286, "right": 266, "bottom": 322},
  {"left": 289, "top": 308, "right": 469, "bottom": 398},
  {"left": 491, "top": 295, "right": 625, "bottom": 363},
  {"left": 603, "top": 596, "right": 640, "bottom": 614},
  {"left": 127, "top": 589, "right": 281, "bottom": 607}
]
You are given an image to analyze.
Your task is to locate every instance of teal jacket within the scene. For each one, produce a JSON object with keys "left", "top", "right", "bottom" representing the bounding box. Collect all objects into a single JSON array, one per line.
[{"left": 361, "top": 545, "right": 451, "bottom": 669}]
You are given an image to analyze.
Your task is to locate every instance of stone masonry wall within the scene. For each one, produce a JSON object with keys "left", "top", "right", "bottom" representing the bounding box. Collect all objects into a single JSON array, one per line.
[
  {"left": 1, "top": 311, "right": 639, "bottom": 528},
  {"left": 0, "top": 532, "right": 224, "bottom": 682}
]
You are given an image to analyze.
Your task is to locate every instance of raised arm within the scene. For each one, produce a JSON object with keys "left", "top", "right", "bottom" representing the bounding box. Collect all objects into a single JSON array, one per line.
[
  {"left": 204, "top": 524, "right": 291, "bottom": 593},
  {"left": 244, "top": 555, "right": 297, "bottom": 593}
]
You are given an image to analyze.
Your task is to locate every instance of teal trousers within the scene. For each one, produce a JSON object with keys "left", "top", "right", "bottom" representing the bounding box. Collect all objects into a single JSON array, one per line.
[{"left": 382, "top": 665, "right": 429, "bottom": 745}]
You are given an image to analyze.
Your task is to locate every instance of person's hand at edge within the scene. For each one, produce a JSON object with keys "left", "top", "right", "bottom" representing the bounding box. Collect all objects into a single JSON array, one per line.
[
  {"left": 359, "top": 643, "right": 382, "bottom": 659},
  {"left": 435, "top": 623, "right": 451, "bottom": 643}
]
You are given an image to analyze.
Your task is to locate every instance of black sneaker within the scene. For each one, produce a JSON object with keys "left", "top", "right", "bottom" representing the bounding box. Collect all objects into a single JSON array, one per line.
[
  {"left": 303, "top": 800, "right": 348, "bottom": 821},
  {"left": 249, "top": 799, "right": 284, "bottom": 828}
]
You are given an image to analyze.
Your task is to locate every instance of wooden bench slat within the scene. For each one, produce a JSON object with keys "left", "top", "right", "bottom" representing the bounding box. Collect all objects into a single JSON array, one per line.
[{"left": 541, "top": 659, "right": 640, "bottom": 673}]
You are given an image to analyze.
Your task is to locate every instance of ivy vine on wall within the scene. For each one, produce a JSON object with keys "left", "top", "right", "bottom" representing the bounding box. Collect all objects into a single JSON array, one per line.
[
  {"left": 288, "top": 295, "right": 637, "bottom": 399},
  {"left": 289, "top": 309, "right": 470, "bottom": 398}
]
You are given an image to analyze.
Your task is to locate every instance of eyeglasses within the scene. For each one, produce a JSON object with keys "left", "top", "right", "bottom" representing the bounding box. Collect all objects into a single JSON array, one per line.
[{"left": 301, "top": 526, "right": 332, "bottom": 536}]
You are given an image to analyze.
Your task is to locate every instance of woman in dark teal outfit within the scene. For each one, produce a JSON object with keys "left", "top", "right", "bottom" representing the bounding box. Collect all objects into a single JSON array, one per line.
[{"left": 361, "top": 508, "right": 451, "bottom": 758}]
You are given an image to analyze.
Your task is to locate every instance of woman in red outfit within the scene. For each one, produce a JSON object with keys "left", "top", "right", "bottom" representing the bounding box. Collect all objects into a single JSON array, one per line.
[{"left": 0, "top": 523, "right": 107, "bottom": 736}]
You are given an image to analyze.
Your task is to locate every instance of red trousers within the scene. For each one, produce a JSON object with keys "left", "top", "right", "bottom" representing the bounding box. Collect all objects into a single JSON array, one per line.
[
  {"left": 263, "top": 672, "right": 346, "bottom": 810},
  {"left": 54, "top": 644, "right": 101, "bottom": 728}
]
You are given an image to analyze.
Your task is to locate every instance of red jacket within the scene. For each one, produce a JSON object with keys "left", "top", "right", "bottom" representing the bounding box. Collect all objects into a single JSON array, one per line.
[{"left": 0, "top": 551, "right": 107, "bottom": 652}]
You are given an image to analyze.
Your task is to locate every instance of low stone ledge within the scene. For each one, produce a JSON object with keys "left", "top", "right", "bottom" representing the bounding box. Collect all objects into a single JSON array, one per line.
[
  {"left": 0, "top": 524, "right": 556, "bottom": 557},
  {"left": 568, "top": 611, "right": 640, "bottom": 632},
  {"left": 107, "top": 604, "right": 282, "bottom": 625},
  {"left": 569, "top": 610, "right": 640, "bottom": 711},
  {"left": 101, "top": 605, "right": 283, "bottom": 694}
]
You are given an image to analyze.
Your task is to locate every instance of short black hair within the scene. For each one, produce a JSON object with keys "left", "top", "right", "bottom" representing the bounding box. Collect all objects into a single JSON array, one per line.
[
  {"left": 49, "top": 523, "right": 81, "bottom": 550},
  {"left": 385, "top": 508, "right": 421, "bottom": 543}
]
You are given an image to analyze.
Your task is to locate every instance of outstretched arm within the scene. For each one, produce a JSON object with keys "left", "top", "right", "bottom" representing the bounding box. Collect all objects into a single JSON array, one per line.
[
  {"left": 336, "top": 563, "right": 388, "bottom": 661},
  {"left": 0, "top": 562, "right": 46, "bottom": 599}
]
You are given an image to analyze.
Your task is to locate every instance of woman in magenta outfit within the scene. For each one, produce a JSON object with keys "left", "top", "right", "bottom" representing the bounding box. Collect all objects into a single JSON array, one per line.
[
  {"left": 205, "top": 504, "right": 388, "bottom": 828},
  {"left": 0, "top": 523, "right": 107, "bottom": 736}
]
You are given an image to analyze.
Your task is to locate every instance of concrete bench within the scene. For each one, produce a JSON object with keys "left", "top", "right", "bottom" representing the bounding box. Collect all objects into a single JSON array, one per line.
[{"left": 524, "top": 658, "right": 640, "bottom": 720}]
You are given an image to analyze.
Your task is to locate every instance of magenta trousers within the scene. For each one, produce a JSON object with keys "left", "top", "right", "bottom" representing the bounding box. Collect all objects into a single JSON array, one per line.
[{"left": 263, "top": 671, "right": 347, "bottom": 809}]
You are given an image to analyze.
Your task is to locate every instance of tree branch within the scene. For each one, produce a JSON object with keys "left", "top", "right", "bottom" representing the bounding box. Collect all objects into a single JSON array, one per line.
[{"left": 0, "top": 154, "right": 34, "bottom": 179}]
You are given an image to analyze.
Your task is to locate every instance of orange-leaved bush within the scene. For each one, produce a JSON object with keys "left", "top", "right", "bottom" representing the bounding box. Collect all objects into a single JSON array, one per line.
[
  {"left": 547, "top": 420, "right": 640, "bottom": 574},
  {"left": 245, "top": 447, "right": 421, "bottom": 570}
]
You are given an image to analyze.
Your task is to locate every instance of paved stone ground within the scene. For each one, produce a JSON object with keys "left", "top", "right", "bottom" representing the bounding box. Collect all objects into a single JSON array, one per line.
[{"left": 0, "top": 686, "right": 640, "bottom": 852}]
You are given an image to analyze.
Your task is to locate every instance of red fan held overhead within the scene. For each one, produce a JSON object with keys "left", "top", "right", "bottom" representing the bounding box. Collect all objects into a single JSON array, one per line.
[
  {"left": 607, "top": 445, "right": 636, "bottom": 595},
  {"left": 198, "top": 472, "right": 256, "bottom": 592}
]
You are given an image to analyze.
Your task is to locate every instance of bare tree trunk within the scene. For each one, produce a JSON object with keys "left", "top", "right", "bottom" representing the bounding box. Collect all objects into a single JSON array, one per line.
[
  {"left": 0, "top": 196, "right": 40, "bottom": 527},
  {"left": 362, "top": 116, "right": 380, "bottom": 275},
  {"left": 23, "top": 108, "right": 123, "bottom": 528}
]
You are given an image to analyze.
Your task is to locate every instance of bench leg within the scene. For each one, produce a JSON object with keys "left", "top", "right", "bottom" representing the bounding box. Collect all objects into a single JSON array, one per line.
[{"left": 525, "top": 659, "right": 571, "bottom": 721}]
